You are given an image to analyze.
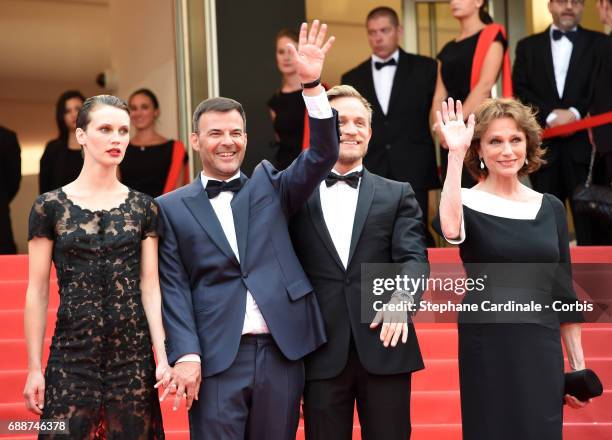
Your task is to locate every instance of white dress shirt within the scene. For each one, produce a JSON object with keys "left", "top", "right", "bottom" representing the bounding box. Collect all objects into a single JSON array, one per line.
[
  {"left": 546, "top": 25, "right": 581, "bottom": 125},
  {"left": 177, "top": 89, "right": 333, "bottom": 364},
  {"left": 200, "top": 171, "right": 270, "bottom": 337},
  {"left": 319, "top": 165, "right": 362, "bottom": 268},
  {"left": 371, "top": 49, "right": 399, "bottom": 115}
]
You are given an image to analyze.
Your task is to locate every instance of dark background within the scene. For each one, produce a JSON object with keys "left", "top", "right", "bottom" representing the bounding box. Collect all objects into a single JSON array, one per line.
[{"left": 216, "top": 0, "right": 306, "bottom": 175}]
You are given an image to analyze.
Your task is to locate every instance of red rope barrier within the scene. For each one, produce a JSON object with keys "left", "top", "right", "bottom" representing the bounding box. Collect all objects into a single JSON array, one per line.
[{"left": 542, "top": 111, "right": 612, "bottom": 140}]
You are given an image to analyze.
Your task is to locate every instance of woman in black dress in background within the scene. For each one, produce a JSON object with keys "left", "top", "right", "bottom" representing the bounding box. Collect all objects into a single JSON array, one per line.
[
  {"left": 120, "top": 89, "right": 186, "bottom": 197},
  {"left": 24, "top": 95, "right": 170, "bottom": 439},
  {"left": 435, "top": 97, "right": 590, "bottom": 440},
  {"left": 39, "top": 91, "right": 85, "bottom": 194},
  {"left": 431, "top": 0, "right": 508, "bottom": 187},
  {"left": 268, "top": 28, "right": 306, "bottom": 170}
]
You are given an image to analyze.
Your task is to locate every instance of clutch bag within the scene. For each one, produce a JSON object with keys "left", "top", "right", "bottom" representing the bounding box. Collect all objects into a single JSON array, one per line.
[{"left": 564, "top": 369, "right": 603, "bottom": 402}]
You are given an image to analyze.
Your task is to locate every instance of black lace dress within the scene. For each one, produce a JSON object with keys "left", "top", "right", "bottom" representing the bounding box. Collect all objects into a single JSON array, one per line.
[{"left": 28, "top": 188, "right": 164, "bottom": 439}]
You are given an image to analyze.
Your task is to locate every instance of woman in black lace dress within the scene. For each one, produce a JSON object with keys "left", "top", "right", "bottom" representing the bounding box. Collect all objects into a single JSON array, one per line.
[{"left": 23, "top": 95, "right": 170, "bottom": 439}]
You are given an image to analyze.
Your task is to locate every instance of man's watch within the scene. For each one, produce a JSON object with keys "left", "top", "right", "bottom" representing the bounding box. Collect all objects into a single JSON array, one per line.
[{"left": 302, "top": 78, "right": 321, "bottom": 89}]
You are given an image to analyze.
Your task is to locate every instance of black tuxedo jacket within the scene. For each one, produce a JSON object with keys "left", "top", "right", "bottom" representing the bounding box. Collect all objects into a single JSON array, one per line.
[
  {"left": 0, "top": 126, "right": 21, "bottom": 254},
  {"left": 513, "top": 26, "right": 607, "bottom": 163},
  {"left": 341, "top": 49, "right": 439, "bottom": 190},
  {"left": 590, "top": 33, "right": 612, "bottom": 154},
  {"left": 290, "top": 169, "right": 427, "bottom": 380}
]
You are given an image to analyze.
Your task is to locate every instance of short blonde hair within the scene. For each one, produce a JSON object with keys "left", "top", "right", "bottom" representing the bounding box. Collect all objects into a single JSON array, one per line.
[
  {"left": 327, "top": 85, "right": 373, "bottom": 123},
  {"left": 465, "top": 98, "right": 546, "bottom": 180}
]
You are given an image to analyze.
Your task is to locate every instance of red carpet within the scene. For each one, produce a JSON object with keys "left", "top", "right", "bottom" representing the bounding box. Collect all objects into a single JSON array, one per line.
[{"left": 1, "top": 248, "right": 611, "bottom": 439}]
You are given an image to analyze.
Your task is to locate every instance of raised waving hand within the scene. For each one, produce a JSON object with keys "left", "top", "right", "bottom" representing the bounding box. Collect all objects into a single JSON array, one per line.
[
  {"left": 286, "top": 20, "right": 335, "bottom": 84},
  {"left": 435, "top": 98, "right": 476, "bottom": 155}
]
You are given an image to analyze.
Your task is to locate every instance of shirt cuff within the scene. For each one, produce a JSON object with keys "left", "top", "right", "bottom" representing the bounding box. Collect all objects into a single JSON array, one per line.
[
  {"left": 176, "top": 354, "right": 201, "bottom": 363},
  {"left": 444, "top": 216, "right": 466, "bottom": 245},
  {"left": 303, "top": 90, "right": 333, "bottom": 119},
  {"left": 569, "top": 107, "right": 581, "bottom": 121},
  {"left": 546, "top": 112, "right": 558, "bottom": 125}
]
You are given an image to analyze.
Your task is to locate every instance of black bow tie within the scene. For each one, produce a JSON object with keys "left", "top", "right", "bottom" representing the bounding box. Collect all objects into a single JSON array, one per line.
[
  {"left": 325, "top": 171, "right": 363, "bottom": 189},
  {"left": 205, "top": 178, "right": 243, "bottom": 199},
  {"left": 374, "top": 58, "right": 397, "bottom": 70},
  {"left": 552, "top": 29, "right": 577, "bottom": 43}
]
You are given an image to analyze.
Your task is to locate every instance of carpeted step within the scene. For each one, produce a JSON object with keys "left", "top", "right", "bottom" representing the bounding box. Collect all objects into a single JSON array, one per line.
[
  {"left": 0, "top": 280, "right": 59, "bottom": 310},
  {"left": 0, "top": 309, "right": 57, "bottom": 339}
]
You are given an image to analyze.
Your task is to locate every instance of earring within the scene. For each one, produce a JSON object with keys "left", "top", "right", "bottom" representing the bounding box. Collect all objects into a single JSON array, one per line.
[
  {"left": 480, "top": 158, "right": 485, "bottom": 170},
  {"left": 525, "top": 158, "right": 528, "bottom": 165}
]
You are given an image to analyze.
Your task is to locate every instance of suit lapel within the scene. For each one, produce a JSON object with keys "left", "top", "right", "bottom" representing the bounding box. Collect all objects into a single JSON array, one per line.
[
  {"left": 307, "top": 188, "right": 345, "bottom": 271},
  {"left": 540, "top": 28, "right": 558, "bottom": 98},
  {"left": 564, "top": 27, "right": 587, "bottom": 98},
  {"left": 231, "top": 173, "right": 250, "bottom": 267},
  {"left": 347, "top": 170, "right": 375, "bottom": 267},
  {"left": 182, "top": 178, "right": 239, "bottom": 266}
]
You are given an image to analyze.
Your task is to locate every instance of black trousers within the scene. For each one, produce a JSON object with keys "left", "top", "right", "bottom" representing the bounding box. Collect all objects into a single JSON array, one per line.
[
  {"left": 303, "top": 341, "right": 412, "bottom": 440},
  {"left": 188, "top": 334, "right": 304, "bottom": 440}
]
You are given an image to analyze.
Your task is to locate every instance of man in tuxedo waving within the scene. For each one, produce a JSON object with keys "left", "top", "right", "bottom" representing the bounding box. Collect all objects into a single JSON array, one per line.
[
  {"left": 290, "top": 85, "right": 428, "bottom": 440},
  {"left": 156, "top": 21, "right": 337, "bottom": 439},
  {"left": 513, "top": 0, "right": 607, "bottom": 244}
]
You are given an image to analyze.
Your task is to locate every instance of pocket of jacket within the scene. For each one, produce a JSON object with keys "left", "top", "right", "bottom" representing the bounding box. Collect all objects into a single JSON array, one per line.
[{"left": 286, "top": 278, "right": 313, "bottom": 301}]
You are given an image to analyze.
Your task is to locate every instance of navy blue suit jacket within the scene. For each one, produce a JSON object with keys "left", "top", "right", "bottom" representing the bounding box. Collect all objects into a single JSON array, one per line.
[{"left": 156, "top": 114, "right": 339, "bottom": 377}]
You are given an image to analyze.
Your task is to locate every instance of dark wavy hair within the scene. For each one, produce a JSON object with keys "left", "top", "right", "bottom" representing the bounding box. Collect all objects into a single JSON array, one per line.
[
  {"left": 76, "top": 95, "right": 129, "bottom": 131},
  {"left": 55, "top": 90, "right": 86, "bottom": 142}
]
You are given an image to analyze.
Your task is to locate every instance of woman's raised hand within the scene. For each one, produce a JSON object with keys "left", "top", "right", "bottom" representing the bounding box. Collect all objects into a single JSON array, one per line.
[
  {"left": 286, "top": 20, "right": 335, "bottom": 85},
  {"left": 435, "top": 97, "right": 475, "bottom": 155}
]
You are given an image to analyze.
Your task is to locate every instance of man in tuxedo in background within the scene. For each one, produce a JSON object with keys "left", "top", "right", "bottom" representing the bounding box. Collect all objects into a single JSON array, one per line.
[
  {"left": 157, "top": 21, "right": 337, "bottom": 439},
  {"left": 513, "top": 0, "right": 607, "bottom": 244},
  {"left": 341, "top": 6, "right": 439, "bottom": 246},
  {"left": 0, "top": 126, "right": 21, "bottom": 254},
  {"left": 291, "top": 85, "right": 428, "bottom": 440}
]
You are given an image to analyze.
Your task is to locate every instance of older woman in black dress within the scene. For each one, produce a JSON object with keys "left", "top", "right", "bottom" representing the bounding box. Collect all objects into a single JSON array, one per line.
[
  {"left": 24, "top": 95, "right": 170, "bottom": 439},
  {"left": 436, "top": 97, "right": 589, "bottom": 440}
]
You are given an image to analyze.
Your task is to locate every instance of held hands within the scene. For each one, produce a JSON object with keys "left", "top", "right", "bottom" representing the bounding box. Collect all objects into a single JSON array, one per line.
[
  {"left": 156, "top": 361, "right": 201, "bottom": 411},
  {"left": 435, "top": 98, "right": 476, "bottom": 156},
  {"left": 23, "top": 370, "right": 45, "bottom": 415},
  {"left": 286, "top": 20, "right": 335, "bottom": 85},
  {"left": 155, "top": 361, "right": 172, "bottom": 388}
]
